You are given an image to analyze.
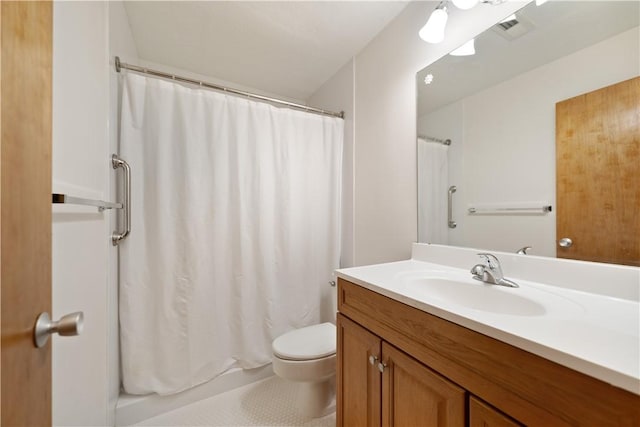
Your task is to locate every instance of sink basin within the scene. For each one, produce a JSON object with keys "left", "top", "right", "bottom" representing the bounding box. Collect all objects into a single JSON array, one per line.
[
  {"left": 404, "top": 277, "right": 545, "bottom": 316},
  {"left": 396, "top": 272, "right": 584, "bottom": 317}
]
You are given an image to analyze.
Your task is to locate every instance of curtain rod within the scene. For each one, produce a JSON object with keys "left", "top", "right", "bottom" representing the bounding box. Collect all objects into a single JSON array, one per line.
[
  {"left": 418, "top": 134, "right": 451, "bottom": 145},
  {"left": 114, "top": 56, "right": 344, "bottom": 119}
]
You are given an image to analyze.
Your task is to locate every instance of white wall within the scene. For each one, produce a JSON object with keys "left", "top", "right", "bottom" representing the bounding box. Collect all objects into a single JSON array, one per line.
[
  {"left": 52, "top": 2, "right": 113, "bottom": 425},
  {"left": 108, "top": 0, "right": 140, "bottom": 424},
  {"left": 307, "top": 59, "right": 355, "bottom": 269},
  {"left": 52, "top": 1, "right": 140, "bottom": 424},
  {"left": 314, "top": 0, "right": 526, "bottom": 266},
  {"left": 418, "top": 26, "right": 640, "bottom": 257}
]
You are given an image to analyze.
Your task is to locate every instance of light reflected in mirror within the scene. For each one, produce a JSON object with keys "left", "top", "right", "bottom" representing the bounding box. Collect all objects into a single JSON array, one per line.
[{"left": 416, "top": 1, "right": 639, "bottom": 266}]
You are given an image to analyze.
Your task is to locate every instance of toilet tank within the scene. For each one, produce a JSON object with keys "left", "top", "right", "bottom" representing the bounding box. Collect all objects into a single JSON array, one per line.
[{"left": 320, "top": 278, "right": 338, "bottom": 324}]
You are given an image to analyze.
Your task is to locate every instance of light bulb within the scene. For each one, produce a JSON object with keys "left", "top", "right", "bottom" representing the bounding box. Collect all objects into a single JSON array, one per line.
[
  {"left": 449, "top": 38, "right": 475, "bottom": 56},
  {"left": 452, "top": 0, "right": 479, "bottom": 10},
  {"left": 419, "top": 8, "right": 448, "bottom": 44}
]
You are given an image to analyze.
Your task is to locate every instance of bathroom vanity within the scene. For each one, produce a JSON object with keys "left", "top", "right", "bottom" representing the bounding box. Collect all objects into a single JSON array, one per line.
[{"left": 335, "top": 245, "right": 640, "bottom": 426}]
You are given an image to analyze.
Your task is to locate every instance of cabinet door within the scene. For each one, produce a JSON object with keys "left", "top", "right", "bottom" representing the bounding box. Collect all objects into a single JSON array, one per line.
[
  {"left": 469, "top": 396, "right": 523, "bottom": 427},
  {"left": 337, "top": 314, "right": 382, "bottom": 427},
  {"left": 381, "top": 342, "right": 465, "bottom": 427}
]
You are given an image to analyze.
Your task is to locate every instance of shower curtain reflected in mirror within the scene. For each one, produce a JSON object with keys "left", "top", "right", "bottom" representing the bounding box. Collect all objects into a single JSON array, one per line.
[
  {"left": 417, "top": 138, "right": 449, "bottom": 244},
  {"left": 119, "top": 73, "right": 343, "bottom": 395}
]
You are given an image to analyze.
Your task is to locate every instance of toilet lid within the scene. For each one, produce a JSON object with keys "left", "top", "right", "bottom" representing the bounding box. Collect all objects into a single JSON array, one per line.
[{"left": 273, "top": 322, "right": 336, "bottom": 361}]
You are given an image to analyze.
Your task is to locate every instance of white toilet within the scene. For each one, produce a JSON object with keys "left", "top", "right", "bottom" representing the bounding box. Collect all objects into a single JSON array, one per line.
[{"left": 272, "top": 322, "right": 337, "bottom": 418}]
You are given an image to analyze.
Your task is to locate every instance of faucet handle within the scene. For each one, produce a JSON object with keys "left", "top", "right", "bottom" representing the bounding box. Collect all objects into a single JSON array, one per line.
[
  {"left": 477, "top": 252, "right": 498, "bottom": 264},
  {"left": 477, "top": 253, "right": 502, "bottom": 273}
]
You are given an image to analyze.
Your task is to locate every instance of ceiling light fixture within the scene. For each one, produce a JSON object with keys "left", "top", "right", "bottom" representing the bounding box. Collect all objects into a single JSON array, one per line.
[
  {"left": 452, "top": 0, "right": 509, "bottom": 10},
  {"left": 449, "top": 38, "right": 476, "bottom": 56},
  {"left": 419, "top": 2, "right": 448, "bottom": 44},
  {"left": 451, "top": 0, "right": 479, "bottom": 10},
  {"left": 536, "top": 0, "right": 549, "bottom": 5},
  {"left": 420, "top": 0, "right": 508, "bottom": 45}
]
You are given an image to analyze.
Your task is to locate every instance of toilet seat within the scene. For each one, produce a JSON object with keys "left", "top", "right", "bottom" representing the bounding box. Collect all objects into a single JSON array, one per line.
[{"left": 272, "top": 322, "right": 336, "bottom": 361}]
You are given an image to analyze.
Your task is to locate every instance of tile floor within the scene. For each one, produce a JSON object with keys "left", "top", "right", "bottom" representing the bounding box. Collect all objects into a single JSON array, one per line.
[{"left": 134, "top": 376, "right": 335, "bottom": 427}]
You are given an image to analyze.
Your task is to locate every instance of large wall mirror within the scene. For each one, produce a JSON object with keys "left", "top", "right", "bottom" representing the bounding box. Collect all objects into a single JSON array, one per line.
[{"left": 416, "top": 0, "right": 639, "bottom": 266}]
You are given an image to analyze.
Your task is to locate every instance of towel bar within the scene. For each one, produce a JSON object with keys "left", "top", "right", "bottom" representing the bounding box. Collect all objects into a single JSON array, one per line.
[
  {"left": 468, "top": 205, "right": 552, "bottom": 215},
  {"left": 52, "top": 193, "right": 122, "bottom": 211}
]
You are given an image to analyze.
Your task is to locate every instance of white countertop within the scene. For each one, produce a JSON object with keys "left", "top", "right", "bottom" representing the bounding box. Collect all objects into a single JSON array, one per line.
[{"left": 336, "top": 258, "right": 640, "bottom": 395}]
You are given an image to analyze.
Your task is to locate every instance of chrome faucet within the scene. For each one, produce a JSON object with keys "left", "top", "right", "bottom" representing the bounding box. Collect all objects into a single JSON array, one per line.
[
  {"left": 470, "top": 253, "right": 519, "bottom": 288},
  {"left": 516, "top": 246, "right": 532, "bottom": 255}
]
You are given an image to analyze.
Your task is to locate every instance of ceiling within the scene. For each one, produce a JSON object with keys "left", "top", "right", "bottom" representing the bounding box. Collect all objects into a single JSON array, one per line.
[
  {"left": 417, "top": 1, "right": 640, "bottom": 116},
  {"left": 124, "top": 1, "right": 409, "bottom": 101}
]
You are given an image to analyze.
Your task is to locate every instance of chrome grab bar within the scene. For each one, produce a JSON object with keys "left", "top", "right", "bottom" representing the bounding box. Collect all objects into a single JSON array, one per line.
[
  {"left": 448, "top": 185, "right": 457, "bottom": 229},
  {"left": 112, "top": 154, "right": 131, "bottom": 245}
]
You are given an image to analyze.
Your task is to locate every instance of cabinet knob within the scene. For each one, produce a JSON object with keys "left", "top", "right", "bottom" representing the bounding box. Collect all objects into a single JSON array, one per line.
[
  {"left": 378, "top": 361, "right": 387, "bottom": 373},
  {"left": 369, "top": 355, "right": 378, "bottom": 366}
]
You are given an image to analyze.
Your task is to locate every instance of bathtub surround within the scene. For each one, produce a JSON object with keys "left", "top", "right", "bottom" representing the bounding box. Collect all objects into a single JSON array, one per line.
[
  {"left": 133, "top": 376, "right": 335, "bottom": 427},
  {"left": 119, "top": 73, "right": 343, "bottom": 394},
  {"left": 116, "top": 366, "right": 273, "bottom": 426}
]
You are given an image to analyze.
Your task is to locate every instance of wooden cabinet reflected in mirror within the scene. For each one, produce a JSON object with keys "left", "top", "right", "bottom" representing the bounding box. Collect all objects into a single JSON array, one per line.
[{"left": 416, "top": 1, "right": 640, "bottom": 266}]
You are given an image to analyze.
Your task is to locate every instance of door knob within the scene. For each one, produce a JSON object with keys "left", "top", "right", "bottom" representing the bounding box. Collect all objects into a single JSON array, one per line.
[
  {"left": 558, "top": 237, "right": 573, "bottom": 248},
  {"left": 33, "top": 311, "right": 84, "bottom": 348}
]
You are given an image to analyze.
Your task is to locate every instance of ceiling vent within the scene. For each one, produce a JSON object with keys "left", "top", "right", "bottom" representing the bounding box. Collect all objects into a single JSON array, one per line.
[{"left": 491, "top": 13, "right": 535, "bottom": 41}]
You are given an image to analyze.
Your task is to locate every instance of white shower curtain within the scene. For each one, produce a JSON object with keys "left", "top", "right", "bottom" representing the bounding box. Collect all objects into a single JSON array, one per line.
[
  {"left": 417, "top": 138, "right": 449, "bottom": 244},
  {"left": 119, "top": 73, "right": 343, "bottom": 395}
]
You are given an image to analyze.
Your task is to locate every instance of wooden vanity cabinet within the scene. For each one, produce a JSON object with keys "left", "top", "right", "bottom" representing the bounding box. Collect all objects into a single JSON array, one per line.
[
  {"left": 337, "top": 314, "right": 465, "bottom": 427},
  {"left": 469, "top": 397, "right": 523, "bottom": 427},
  {"left": 337, "top": 278, "right": 640, "bottom": 427},
  {"left": 337, "top": 313, "right": 381, "bottom": 427}
]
